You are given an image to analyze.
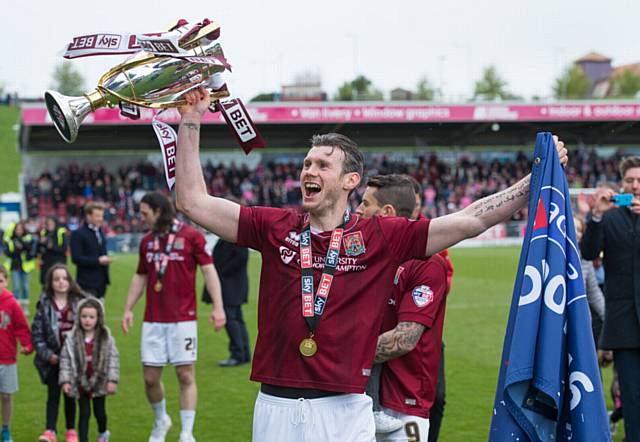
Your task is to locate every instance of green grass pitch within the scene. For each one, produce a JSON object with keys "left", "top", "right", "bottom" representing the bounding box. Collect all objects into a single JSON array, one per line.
[{"left": 10, "top": 246, "right": 622, "bottom": 441}]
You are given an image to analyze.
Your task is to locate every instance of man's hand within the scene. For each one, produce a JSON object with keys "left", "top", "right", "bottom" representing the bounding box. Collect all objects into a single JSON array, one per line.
[
  {"left": 209, "top": 307, "right": 226, "bottom": 332},
  {"left": 49, "top": 354, "right": 59, "bottom": 365},
  {"left": 576, "top": 192, "right": 591, "bottom": 217},
  {"left": 178, "top": 86, "right": 211, "bottom": 119},
  {"left": 553, "top": 135, "right": 568, "bottom": 166},
  {"left": 106, "top": 381, "right": 117, "bottom": 395},
  {"left": 591, "top": 187, "right": 616, "bottom": 218},
  {"left": 631, "top": 196, "right": 640, "bottom": 215},
  {"left": 20, "top": 346, "right": 33, "bottom": 355},
  {"left": 121, "top": 310, "right": 134, "bottom": 336},
  {"left": 62, "top": 383, "right": 72, "bottom": 395},
  {"left": 98, "top": 255, "right": 111, "bottom": 265}
]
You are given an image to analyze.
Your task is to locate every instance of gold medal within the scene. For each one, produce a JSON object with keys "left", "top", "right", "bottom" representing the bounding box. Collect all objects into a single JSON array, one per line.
[
  {"left": 299, "top": 337, "right": 318, "bottom": 357},
  {"left": 154, "top": 281, "right": 163, "bottom": 292}
]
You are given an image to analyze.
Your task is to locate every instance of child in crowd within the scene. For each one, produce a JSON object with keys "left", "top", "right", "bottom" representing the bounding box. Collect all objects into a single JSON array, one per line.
[
  {"left": 60, "top": 298, "right": 119, "bottom": 442},
  {"left": 32, "top": 264, "right": 86, "bottom": 442},
  {"left": 0, "top": 266, "right": 33, "bottom": 442}
]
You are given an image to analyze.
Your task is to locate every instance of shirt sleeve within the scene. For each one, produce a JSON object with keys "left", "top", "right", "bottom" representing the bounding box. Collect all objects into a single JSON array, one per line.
[
  {"left": 136, "top": 237, "right": 148, "bottom": 275},
  {"left": 396, "top": 259, "right": 447, "bottom": 328},
  {"left": 237, "top": 206, "right": 289, "bottom": 251},
  {"left": 377, "top": 216, "right": 430, "bottom": 262},
  {"left": 12, "top": 301, "right": 33, "bottom": 353},
  {"left": 192, "top": 230, "right": 214, "bottom": 266}
]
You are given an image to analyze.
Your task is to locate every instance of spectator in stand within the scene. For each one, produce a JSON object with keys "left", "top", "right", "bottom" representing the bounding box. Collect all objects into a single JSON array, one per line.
[
  {"left": 38, "top": 216, "right": 69, "bottom": 288},
  {"left": 3, "top": 222, "right": 37, "bottom": 316},
  {"left": 71, "top": 203, "right": 111, "bottom": 299}
]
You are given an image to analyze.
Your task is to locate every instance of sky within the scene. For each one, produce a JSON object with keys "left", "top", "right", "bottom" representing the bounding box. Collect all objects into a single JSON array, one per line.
[{"left": 2, "top": 0, "right": 639, "bottom": 102}]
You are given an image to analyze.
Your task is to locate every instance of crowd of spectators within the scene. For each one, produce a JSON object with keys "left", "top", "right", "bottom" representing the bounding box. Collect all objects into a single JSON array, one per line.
[{"left": 23, "top": 147, "right": 628, "bottom": 233}]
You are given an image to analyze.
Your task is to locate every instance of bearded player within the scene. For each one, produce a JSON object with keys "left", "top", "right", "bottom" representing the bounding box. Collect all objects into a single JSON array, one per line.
[
  {"left": 121, "top": 192, "right": 226, "bottom": 442},
  {"left": 175, "top": 87, "right": 567, "bottom": 442}
]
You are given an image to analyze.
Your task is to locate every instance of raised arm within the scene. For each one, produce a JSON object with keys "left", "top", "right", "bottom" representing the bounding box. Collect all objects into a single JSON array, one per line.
[
  {"left": 426, "top": 136, "right": 567, "bottom": 256},
  {"left": 175, "top": 87, "right": 241, "bottom": 242}
]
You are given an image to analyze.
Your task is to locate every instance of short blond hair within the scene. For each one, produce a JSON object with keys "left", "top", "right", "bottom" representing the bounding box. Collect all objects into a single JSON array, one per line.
[{"left": 84, "top": 201, "right": 105, "bottom": 215}]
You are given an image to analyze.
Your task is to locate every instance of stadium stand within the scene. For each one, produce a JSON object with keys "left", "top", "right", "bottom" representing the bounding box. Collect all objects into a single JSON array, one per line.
[{"left": 23, "top": 147, "right": 627, "bottom": 233}]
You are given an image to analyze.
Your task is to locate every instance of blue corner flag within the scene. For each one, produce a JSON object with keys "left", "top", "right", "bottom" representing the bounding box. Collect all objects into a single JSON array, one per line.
[{"left": 489, "top": 133, "right": 610, "bottom": 441}]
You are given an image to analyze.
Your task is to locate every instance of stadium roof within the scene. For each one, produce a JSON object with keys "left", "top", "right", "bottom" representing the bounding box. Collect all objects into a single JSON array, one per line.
[{"left": 19, "top": 101, "right": 640, "bottom": 151}]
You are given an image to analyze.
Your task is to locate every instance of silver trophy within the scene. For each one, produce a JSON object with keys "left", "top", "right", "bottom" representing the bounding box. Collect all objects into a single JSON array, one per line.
[{"left": 45, "top": 21, "right": 230, "bottom": 143}]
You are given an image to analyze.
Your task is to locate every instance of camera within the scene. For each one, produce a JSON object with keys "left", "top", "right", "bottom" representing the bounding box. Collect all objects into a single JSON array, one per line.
[{"left": 611, "top": 193, "right": 633, "bottom": 207}]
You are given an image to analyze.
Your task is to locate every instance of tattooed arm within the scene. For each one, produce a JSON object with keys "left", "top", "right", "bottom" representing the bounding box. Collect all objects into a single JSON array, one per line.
[
  {"left": 175, "top": 87, "right": 240, "bottom": 242},
  {"left": 374, "top": 322, "right": 426, "bottom": 364},
  {"left": 425, "top": 136, "right": 567, "bottom": 256}
]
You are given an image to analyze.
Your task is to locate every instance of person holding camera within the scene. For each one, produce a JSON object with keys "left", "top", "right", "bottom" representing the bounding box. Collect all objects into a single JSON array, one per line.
[{"left": 581, "top": 156, "right": 640, "bottom": 441}]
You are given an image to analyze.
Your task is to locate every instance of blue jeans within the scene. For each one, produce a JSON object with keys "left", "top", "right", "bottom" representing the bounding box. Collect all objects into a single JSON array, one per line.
[
  {"left": 11, "top": 270, "right": 29, "bottom": 301},
  {"left": 614, "top": 349, "right": 640, "bottom": 442}
]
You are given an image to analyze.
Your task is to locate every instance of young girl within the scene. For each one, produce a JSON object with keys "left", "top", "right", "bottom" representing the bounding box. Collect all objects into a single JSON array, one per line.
[
  {"left": 60, "top": 298, "right": 119, "bottom": 442},
  {"left": 32, "top": 264, "right": 85, "bottom": 442}
]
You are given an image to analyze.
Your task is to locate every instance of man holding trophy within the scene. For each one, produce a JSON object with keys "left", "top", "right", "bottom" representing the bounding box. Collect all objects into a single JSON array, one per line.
[
  {"left": 46, "top": 19, "right": 569, "bottom": 441},
  {"left": 173, "top": 86, "right": 568, "bottom": 441}
]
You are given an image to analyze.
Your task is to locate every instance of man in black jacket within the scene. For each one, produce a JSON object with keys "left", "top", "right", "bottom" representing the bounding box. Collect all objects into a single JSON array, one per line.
[
  {"left": 70, "top": 202, "right": 111, "bottom": 298},
  {"left": 203, "top": 237, "right": 251, "bottom": 367},
  {"left": 581, "top": 156, "right": 640, "bottom": 441},
  {"left": 39, "top": 216, "right": 68, "bottom": 286}
]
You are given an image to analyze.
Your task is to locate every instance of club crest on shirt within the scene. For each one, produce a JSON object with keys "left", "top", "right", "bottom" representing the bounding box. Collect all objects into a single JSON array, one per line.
[
  {"left": 279, "top": 246, "right": 297, "bottom": 265},
  {"left": 394, "top": 266, "right": 405, "bottom": 285},
  {"left": 412, "top": 285, "right": 433, "bottom": 308},
  {"left": 174, "top": 238, "right": 185, "bottom": 250},
  {"left": 343, "top": 231, "right": 366, "bottom": 256}
]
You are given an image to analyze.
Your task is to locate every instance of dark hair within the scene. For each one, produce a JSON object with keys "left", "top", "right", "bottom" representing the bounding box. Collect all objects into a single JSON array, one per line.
[
  {"left": 0, "top": 265, "right": 7, "bottom": 279},
  {"left": 44, "top": 264, "right": 85, "bottom": 301},
  {"left": 310, "top": 133, "right": 364, "bottom": 178},
  {"left": 11, "top": 221, "right": 26, "bottom": 238},
  {"left": 619, "top": 156, "right": 640, "bottom": 179},
  {"left": 141, "top": 192, "right": 176, "bottom": 232},
  {"left": 366, "top": 174, "right": 416, "bottom": 219},
  {"left": 406, "top": 175, "right": 421, "bottom": 195}
]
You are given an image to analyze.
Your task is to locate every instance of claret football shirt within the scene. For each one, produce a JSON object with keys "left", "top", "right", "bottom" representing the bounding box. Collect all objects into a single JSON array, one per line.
[
  {"left": 237, "top": 206, "right": 430, "bottom": 393},
  {"left": 137, "top": 223, "right": 213, "bottom": 323},
  {"left": 379, "top": 255, "right": 449, "bottom": 417}
]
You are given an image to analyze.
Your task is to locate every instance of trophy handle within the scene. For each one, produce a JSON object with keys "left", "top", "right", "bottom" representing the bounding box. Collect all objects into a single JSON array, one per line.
[{"left": 44, "top": 90, "right": 95, "bottom": 143}]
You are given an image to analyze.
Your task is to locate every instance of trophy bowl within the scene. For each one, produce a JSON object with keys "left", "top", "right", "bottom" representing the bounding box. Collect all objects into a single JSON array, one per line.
[{"left": 45, "top": 32, "right": 230, "bottom": 143}]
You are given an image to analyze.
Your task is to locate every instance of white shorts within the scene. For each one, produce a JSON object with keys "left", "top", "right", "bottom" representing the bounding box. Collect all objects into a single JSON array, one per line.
[
  {"left": 252, "top": 391, "right": 375, "bottom": 442},
  {"left": 0, "top": 364, "right": 18, "bottom": 394},
  {"left": 141, "top": 321, "right": 198, "bottom": 366},
  {"left": 375, "top": 406, "right": 430, "bottom": 442}
]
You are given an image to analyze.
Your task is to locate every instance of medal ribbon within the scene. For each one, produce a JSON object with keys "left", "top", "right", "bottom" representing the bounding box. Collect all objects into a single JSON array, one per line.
[
  {"left": 153, "top": 220, "right": 181, "bottom": 281},
  {"left": 300, "top": 212, "right": 350, "bottom": 334}
]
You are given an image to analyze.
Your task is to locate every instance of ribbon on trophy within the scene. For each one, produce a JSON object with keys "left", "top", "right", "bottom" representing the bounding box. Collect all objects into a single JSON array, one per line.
[
  {"left": 63, "top": 18, "right": 230, "bottom": 69},
  {"left": 46, "top": 18, "right": 265, "bottom": 189},
  {"left": 151, "top": 112, "right": 178, "bottom": 190}
]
